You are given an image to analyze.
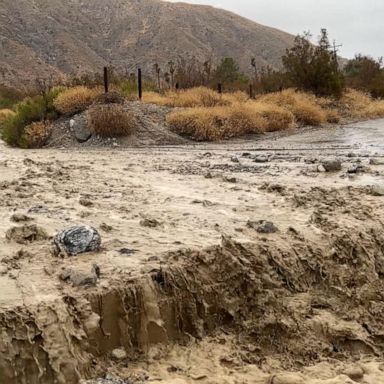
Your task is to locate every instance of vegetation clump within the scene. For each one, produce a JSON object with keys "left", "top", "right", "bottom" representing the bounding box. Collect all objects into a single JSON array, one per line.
[
  {"left": 87, "top": 104, "right": 137, "bottom": 137},
  {"left": 166, "top": 103, "right": 294, "bottom": 141},
  {"left": 53, "top": 86, "right": 102, "bottom": 116}
]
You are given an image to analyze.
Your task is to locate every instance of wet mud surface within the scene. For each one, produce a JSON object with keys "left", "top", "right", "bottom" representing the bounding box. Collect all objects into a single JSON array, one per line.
[{"left": 0, "top": 119, "right": 384, "bottom": 383}]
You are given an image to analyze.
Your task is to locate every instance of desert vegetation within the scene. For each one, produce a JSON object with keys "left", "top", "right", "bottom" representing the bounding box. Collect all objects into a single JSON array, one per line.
[
  {"left": 1, "top": 29, "right": 384, "bottom": 147},
  {"left": 87, "top": 104, "right": 137, "bottom": 137}
]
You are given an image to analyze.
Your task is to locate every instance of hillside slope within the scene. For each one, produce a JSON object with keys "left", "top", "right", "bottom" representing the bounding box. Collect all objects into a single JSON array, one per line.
[{"left": 0, "top": 0, "right": 294, "bottom": 88}]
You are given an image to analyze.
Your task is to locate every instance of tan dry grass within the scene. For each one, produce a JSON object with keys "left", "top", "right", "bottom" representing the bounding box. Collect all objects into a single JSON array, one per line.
[
  {"left": 53, "top": 86, "right": 102, "bottom": 115},
  {"left": 258, "top": 89, "right": 327, "bottom": 126},
  {"left": 87, "top": 104, "right": 137, "bottom": 137},
  {"left": 0, "top": 109, "right": 16, "bottom": 125},
  {"left": 144, "top": 87, "right": 230, "bottom": 108},
  {"left": 340, "top": 89, "right": 384, "bottom": 119},
  {"left": 166, "top": 102, "right": 294, "bottom": 141}
]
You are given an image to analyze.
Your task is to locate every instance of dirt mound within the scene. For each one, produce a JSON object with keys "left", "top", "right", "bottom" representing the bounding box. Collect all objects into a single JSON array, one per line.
[{"left": 46, "top": 101, "right": 190, "bottom": 148}]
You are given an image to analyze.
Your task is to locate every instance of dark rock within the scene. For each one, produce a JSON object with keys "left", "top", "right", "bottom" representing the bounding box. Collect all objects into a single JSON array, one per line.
[
  {"left": 321, "top": 159, "right": 342, "bottom": 172},
  {"left": 230, "top": 156, "right": 239, "bottom": 163},
  {"left": 140, "top": 218, "right": 161, "bottom": 228},
  {"left": 347, "top": 164, "right": 364, "bottom": 174},
  {"left": 79, "top": 198, "right": 94, "bottom": 207},
  {"left": 242, "top": 152, "right": 252, "bottom": 158},
  {"left": 6, "top": 225, "right": 49, "bottom": 244},
  {"left": 204, "top": 172, "right": 213, "bottom": 179},
  {"left": 100, "top": 223, "right": 113, "bottom": 232},
  {"left": 53, "top": 225, "right": 101, "bottom": 256},
  {"left": 247, "top": 220, "right": 278, "bottom": 234},
  {"left": 223, "top": 176, "right": 237, "bottom": 183},
  {"left": 118, "top": 248, "right": 136, "bottom": 256}
]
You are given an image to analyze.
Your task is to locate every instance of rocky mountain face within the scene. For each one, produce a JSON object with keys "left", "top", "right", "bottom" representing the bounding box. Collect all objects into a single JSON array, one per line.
[{"left": 0, "top": 0, "right": 294, "bottom": 88}]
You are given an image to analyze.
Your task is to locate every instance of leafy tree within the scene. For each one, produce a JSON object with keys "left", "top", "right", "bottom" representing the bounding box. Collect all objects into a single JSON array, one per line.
[
  {"left": 282, "top": 29, "right": 344, "bottom": 97},
  {"left": 212, "top": 58, "right": 248, "bottom": 88},
  {"left": 344, "top": 55, "right": 384, "bottom": 98}
]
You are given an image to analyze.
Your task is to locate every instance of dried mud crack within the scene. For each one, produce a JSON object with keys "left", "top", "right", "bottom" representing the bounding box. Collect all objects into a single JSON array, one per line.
[{"left": 1, "top": 119, "right": 384, "bottom": 384}]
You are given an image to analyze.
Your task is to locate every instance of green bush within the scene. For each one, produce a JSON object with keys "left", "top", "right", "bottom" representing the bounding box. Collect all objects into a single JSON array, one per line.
[{"left": 1, "top": 87, "right": 62, "bottom": 147}]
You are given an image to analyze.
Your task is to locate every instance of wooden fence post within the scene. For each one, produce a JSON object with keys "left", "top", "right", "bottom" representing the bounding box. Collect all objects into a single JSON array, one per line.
[
  {"left": 217, "top": 83, "right": 222, "bottom": 94},
  {"left": 103, "top": 67, "right": 109, "bottom": 93},
  {"left": 249, "top": 84, "right": 254, "bottom": 99},
  {"left": 138, "top": 68, "right": 142, "bottom": 100}
]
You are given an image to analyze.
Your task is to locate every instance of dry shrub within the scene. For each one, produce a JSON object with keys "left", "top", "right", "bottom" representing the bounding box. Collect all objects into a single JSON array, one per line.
[
  {"left": 144, "top": 87, "right": 229, "bottom": 108},
  {"left": 222, "top": 91, "right": 249, "bottom": 104},
  {"left": 340, "top": 89, "right": 384, "bottom": 119},
  {"left": 87, "top": 104, "right": 136, "bottom": 137},
  {"left": 142, "top": 92, "right": 169, "bottom": 106},
  {"left": 259, "top": 89, "right": 327, "bottom": 126},
  {"left": 166, "top": 103, "right": 293, "bottom": 141},
  {"left": 53, "top": 86, "right": 102, "bottom": 115},
  {"left": 325, "top": 108, "right": 341, "bottom": 123},
  {"left": 0, "top": 109, "right": 15, "bottom": 125},
  {"left": 22, "top": 121, "right": 52, "bottom": 148}
]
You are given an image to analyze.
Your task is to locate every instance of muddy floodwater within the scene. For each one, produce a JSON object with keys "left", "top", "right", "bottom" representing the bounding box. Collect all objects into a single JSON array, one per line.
[{"left": 0, "top": 120, "right": 384, "bottom": 384}]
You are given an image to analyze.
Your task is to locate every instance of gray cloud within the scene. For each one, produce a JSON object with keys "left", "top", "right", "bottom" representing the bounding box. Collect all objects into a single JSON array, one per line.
[{"left": 165, "top": 0, "right": 384, "bottom": 59}]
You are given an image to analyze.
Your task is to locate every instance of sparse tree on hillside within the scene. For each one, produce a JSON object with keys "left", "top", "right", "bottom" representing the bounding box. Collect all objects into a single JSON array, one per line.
[
  {"left": 251, "top": 57, "right": 258, "bottom": 82},
  {"left": 282, "top": 29, "right": 345, "bottom": 97},
  {"left": 213, "top": 57, "right": 248, "bottom": 89}
]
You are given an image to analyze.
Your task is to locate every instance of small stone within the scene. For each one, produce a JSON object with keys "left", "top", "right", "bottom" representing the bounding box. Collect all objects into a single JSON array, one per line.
[
  {"left": 60, "top": 264, "right": 100, "bottom": 286},
  {"left": 230, "top": 156, "right": 239, "bottom": 163},
  {"left": 204, "top": 172, "right": 213, "bottom": 179},
  {"left": 111, "top": 347, "right": 127, "bottom": 361},
  {"left": 100, "top": 223, "right": 113, "bottom": 232},
  {"left": 321, "top": 159, "right": 342, "bottom": 172},
  {"left": 248, "top": 220, "right": 278, "bottom": 234},
  {"left": 254, "top": 156, "right": 269, "bottom": 163},
  {"left": 223, "top": 176, "right": 237, "bottom": 183},
  {"left": 347, "top": 164, "right": 364, "bottom": 174},
  {"left": 371, "top": 185, "right": 384, "bottom": 196},
  {"left": 140, "top": 218, "right": 161, "bottom": 228},
  {"left": 0, "top": 265, "right": 8, "bottom": 275},
  {"left": 242, "top": 152, "right": 252, "bottom": 158},
  {"left": 118, "top": 248, "right": 136, "bottom": 256},
  {"left": 53, "top": 225, "right": 101, "bottom": 256},
  {"left": 317, "top": 164, "right": 326, "bottom": 173},
  {"left": 10, "top": 213, "right": 33, "bottom": 223},
  {"left": 79, "top": 198, "right": 94, "bottom": 207}
]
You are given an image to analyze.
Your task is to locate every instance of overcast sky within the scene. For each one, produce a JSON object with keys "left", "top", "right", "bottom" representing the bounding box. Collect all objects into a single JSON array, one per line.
[{"left": 166, "top": 0, "right": 384, "bottom": 59}]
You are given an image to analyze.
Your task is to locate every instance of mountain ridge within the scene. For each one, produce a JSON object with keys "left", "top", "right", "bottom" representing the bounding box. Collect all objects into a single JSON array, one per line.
[{"left": 0, "top": 0, "right": 295, "bottom": 88}]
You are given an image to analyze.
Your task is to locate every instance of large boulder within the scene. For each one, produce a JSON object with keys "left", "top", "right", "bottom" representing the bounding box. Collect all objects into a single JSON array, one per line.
[
  {"left": 53, "top": 225, "right": 101, "bottom": 256},
  {"left": 70, "top": 116, "right": 92, "bottom": 143}
]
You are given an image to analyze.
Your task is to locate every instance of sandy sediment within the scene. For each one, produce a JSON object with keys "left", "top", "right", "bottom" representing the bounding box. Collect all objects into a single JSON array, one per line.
[{"left": 0, "top": 120, "right": 384, "bottom": 383}]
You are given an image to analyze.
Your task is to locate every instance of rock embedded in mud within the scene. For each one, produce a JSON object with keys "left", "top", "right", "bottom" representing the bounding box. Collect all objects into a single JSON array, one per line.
[
  {"left": 10, "top": 213, "right": 33, "bottom": 223},
  {"left": 268, "top": 373, "right": 305, "bottom": 384},
  {"left": 230, "top": 156, "right": 240, "bottom": 163},
  {"left": 247, "top": 220, "right": 278, "bottom": 234},
  {"left": 321, "top": 159, "right": 342, "bottom": 172},
  {"left": 254, "top": 155, "right": 269, "bottom": 163},
  {"left": 53, "top": 225, "right": 101, "bottom": 256},
  {"left": 140, "top": 218, "right": 161, "bottom": 228},
  {"left": 111, "top": 347, "right": 127, "bottom": 361},
  {"left": 79, "top": 198, "right": 94, "bottom": 207},
  {"left": 371, "top": 185, "right": 384, "bottom": 196},
  {"left": 6, "top": 224, "right": 49, "bottom": 244},
  {"left": 60, "top": 263, "right": 100, "bottom": 286},
  {"left": 343, "top": 366, "right": 364, "bottom": 381}
]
